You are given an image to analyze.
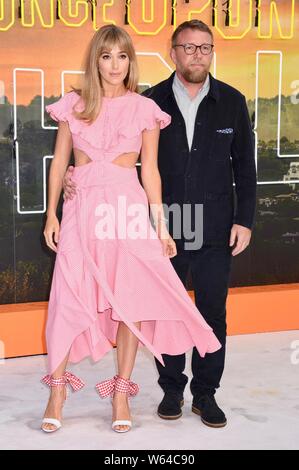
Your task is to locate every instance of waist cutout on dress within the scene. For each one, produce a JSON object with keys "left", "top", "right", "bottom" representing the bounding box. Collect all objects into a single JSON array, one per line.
[{"left": 71, "top": 160, "right": 138, "bottom": 188}]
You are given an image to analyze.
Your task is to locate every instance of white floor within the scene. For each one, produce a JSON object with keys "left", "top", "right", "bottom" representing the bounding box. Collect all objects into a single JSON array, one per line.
[{"left": 0, "top": 330, "right": 299, "bottom": 450}]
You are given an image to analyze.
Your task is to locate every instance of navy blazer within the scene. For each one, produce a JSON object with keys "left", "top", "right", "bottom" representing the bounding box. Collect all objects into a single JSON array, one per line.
[{"left": 141, "top": 71, "right": 257, "bottom": 249}]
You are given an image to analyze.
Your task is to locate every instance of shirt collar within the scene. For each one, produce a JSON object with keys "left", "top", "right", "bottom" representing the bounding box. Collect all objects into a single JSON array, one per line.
[
  {"left": 173, "top": 72, "right": 210, "bottom": 100},
  {"left": 163, "top": 71, "right": 219, "bottom": 103}
]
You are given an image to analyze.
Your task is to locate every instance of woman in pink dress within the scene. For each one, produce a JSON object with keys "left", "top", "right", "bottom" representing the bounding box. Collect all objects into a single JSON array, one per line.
[{"left": 42, "top": 24, "right": 221, "bottom": 434}]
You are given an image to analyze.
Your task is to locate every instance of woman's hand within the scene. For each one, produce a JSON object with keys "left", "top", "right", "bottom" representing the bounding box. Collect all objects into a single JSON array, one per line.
[
  {"left": 44, "top": 214, "right": 60, "bottom": 253},
  {"left": 156, "top": 222, "right": 177, "bottom": 258}
]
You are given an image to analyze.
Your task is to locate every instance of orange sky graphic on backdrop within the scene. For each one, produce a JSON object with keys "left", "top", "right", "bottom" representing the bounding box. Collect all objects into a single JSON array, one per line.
[{"left": 0, "top": 0, "right": 298, "bottom": 104}]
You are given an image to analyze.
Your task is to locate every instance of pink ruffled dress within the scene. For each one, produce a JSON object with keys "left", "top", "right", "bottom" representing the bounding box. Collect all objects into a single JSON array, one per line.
[{"left": 45, "top": 90, "right": 221, "bottom": 374}]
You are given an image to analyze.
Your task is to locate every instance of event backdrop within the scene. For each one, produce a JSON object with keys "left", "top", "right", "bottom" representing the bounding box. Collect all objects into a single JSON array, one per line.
[{"left": 0, "top": 0, "right": 298, "bottom": 304}]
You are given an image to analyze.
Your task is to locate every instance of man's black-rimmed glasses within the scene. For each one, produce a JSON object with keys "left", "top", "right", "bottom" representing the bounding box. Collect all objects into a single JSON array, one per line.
[{"left": 173, "top": 43, "right": 214, "bottom": 55}]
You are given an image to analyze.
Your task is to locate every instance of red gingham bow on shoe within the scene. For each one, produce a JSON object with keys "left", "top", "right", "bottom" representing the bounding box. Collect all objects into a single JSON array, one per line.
[
  {"left": 41, "top": 371, "right": 85, "bottom": 391},
  {"left": 96, "top": 375, "right": 139, "bottom": 398},
  {"left": 95, "top": 375, "right": 117, "bottom": 398}
]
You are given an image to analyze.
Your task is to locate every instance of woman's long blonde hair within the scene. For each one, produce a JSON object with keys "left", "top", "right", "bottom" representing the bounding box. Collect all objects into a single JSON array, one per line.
[{"left": 70, "top": 25, "right": 139, "bottom": 123}]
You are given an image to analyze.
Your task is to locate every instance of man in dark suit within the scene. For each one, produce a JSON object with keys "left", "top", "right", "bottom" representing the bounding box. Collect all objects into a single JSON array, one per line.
[
  {"left": 140, "top": 19, "right": 256, "bottom": 428},
  {"left": 62, "top": 20, "right": 256, "bottom": 428}
]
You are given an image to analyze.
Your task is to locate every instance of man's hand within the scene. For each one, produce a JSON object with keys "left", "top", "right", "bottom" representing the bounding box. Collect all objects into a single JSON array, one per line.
[
  {"left": 229, "top": 224, "right": 252, "bottom": 256},
  {"left": 63, "top": 165, "right": 77, "bottom": 201}
]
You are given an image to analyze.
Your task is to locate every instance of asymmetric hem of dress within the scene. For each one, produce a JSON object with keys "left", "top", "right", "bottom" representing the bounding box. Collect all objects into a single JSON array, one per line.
[{"left": 45, "top": 90, "right": 222, "bottom": 375}]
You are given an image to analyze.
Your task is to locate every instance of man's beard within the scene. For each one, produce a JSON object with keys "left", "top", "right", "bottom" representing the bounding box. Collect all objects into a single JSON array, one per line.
[{"left": 180, "top": 66, "right": 208, "bottom": 84}]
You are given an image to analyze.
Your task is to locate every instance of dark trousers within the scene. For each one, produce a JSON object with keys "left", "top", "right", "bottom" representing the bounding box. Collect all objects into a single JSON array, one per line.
[{"left": 155, "top": 244, "right": 233, "bottom": 398}]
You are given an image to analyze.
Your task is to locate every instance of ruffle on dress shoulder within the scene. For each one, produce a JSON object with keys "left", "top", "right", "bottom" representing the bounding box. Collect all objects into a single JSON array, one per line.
[
  {"left": 46, "top": 91, "right": 172, "bottom": 150},
  {"left": 46, "top": 91, "right": 81, "bottom": 123},
  {"left": 117, "top": 96, "right": 172, "bottom": 139},
  {"left": 139, "top": 96, "right": 172, "bottom": 131},
  {"left": 46, "top": 91, "right": 112, "bottom": 149}
]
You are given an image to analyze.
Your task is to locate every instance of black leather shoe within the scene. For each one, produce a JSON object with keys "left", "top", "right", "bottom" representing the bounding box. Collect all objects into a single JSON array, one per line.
[
  {"left": 157, "top": 392, "right": 184, "bottom": 420},
  {"left": 192, "top": 395, "right": 227, "bottom": 428}
]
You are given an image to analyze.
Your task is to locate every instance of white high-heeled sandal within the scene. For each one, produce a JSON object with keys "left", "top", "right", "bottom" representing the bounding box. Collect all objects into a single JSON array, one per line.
[
  {"left": 42, "top": 417, "right": 63, "bottom": 433},
  {"left": 95, "top": 375, "right": 139, "bottom": 433},
  {"left": 41, "top": 371, "right": 85, "bottom": 433},
  {"left": 111, "top": 420, "right": 132, "bottom": 432}
]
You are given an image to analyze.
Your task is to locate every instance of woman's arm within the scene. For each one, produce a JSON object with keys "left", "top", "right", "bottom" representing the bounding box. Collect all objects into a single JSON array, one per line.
[
  {"left": 140, "top": 124, "right": 176, "bottom": 258},
  {"left": 47, "top": 121, "right": 73, "bottom": 217},
  {"left": 140, "top": 124, "right": 167, "bottom": 229},
  {"left": 44, "top": 121, "right": 72, "bottom": 252}
]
